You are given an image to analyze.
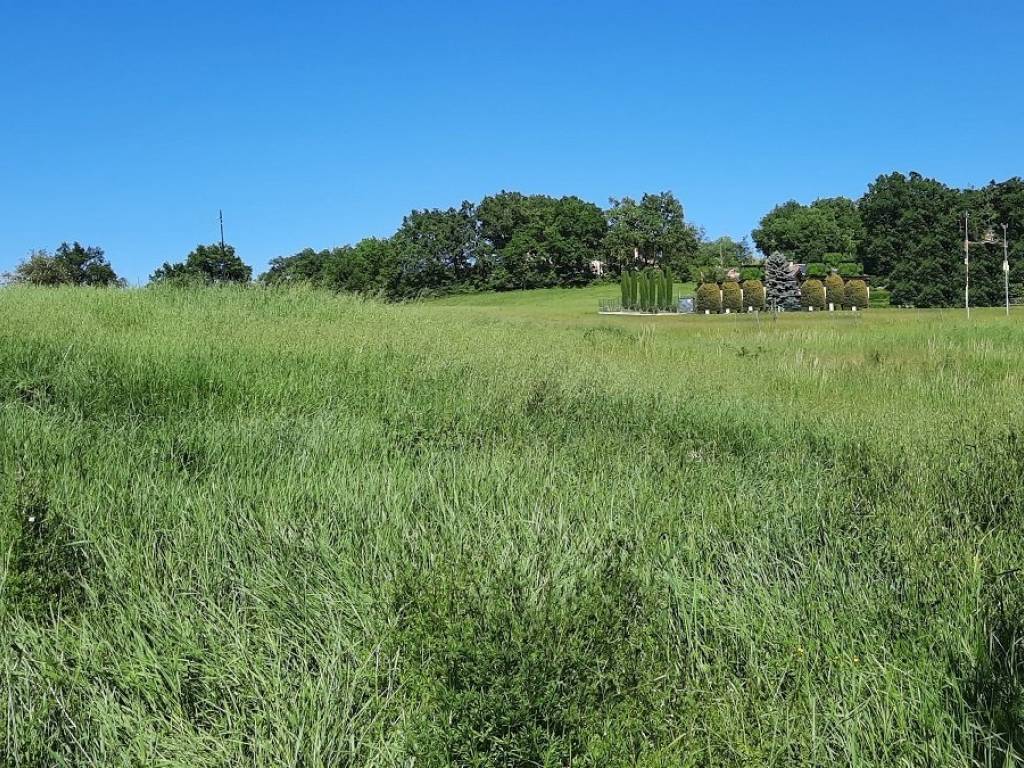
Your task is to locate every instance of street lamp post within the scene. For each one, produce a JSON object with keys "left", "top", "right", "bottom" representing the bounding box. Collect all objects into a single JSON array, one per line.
[
  {"left": 964, "top": 212, "right": 970, "bottom": 319},
  {"left": 1003, "top": 223, "right": 1010, "bottom": 316}
]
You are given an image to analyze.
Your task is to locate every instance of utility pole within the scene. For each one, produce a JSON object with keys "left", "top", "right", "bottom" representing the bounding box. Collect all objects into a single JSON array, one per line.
[
  {"left": 1003, "top": 223, "right": 1010, "bottom": 316},
  {"left": 964, "top": 212, "right": 970, "bottom": 319},
  {"left": 219, "top": 210, "right": 226, "bottom": 253}
]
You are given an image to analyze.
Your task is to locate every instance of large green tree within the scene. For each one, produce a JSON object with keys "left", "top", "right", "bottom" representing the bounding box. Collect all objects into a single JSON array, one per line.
[
  {"left": 858, "top": 172, "right": 961, "bottom": 306},
  {"left": 262, "top": 238, "right": 396, "bottom": 294},
  {"left": 389, "top": 203, "right": 481, "bottom": 297},
  {"left": 477, "top": 192, "right": 606, "bottom": 289},
  {"left": 5, "top": 242, "right": 122, "bottom": 287},
  {"left": 604, "top": 192, "right": 700, "bottom": 275},
  {"left": 151, "top": 243, "right": 252, "bottom": 285},
  {"left": 752, "top": 197, "right": 862, "bottom": 263}
]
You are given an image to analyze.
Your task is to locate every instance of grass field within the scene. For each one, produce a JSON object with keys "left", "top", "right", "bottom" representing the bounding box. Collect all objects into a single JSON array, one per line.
[{"left": 1, "top": 285, "right": 1022, "bottom": 766}]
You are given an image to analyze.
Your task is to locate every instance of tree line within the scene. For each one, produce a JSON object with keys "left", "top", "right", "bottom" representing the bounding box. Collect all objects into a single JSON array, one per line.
[
  {"left": 4, "top": 174, "right": 1023, "bottom": 307},
  {"left": 753, "top": 174, "right": 1024, "bottom": 307}
]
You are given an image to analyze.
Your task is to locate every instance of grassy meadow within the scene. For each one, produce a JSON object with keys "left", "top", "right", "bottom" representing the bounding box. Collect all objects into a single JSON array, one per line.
[{"left": 1, "top": 284, "right": 1022, "bottom": 766}]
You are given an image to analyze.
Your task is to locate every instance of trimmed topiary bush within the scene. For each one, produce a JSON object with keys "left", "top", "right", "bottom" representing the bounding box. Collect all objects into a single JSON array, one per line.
[
  {"left": 838, "top": 262, "right": 863, "bottom": 278},
  {"left": 721, "top": 281, "right": 742, "bottom": 313},
  {"left": 805, "top": 262, "right": 828, "bottom": 278},
  {"left": 695, "top": 283, "right": 721, "bottom": 314},
  {"left": 801, "top": 279, "right": 825, "bottom": 310},
  {"left": 741, "top": 279, "right": 765, "bottom": 311},
  {"left": 846, "top": 279, "right": 869, "bottom": 308},
  {"left": 823, "top": 274, "right": 845, "bottom": 310}
]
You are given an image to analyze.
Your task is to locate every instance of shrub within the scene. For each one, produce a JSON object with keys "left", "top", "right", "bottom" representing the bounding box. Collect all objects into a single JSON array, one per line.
[
  {"left": 823, "top": 252, "right": 848, "bottom": 267},
  {"left": 661, "top": 268, "right": 674, "bottom": 310},
  {"left": 637, "top": 271, "right": 650, "bottom": 311},
  {"left": 721, "top": 281, "right": 742, "bottom": 313},
  {"left": 823, "top": 274, "right": 845, "bottom": 309},
  {"left": 869, "top": 287, "right": 890, "bottom": 308},
  {"left": 741, "top": 279, "right": 765, "bottom": 311},
  {"left": 801, "top": 279, "right": 825, "bottom": 310},
  {"left": 805, "top": 262, "right": 828, "bottom": 278},
  {"left": 846, "top": 279, "right": 869, "bottom": 308},
  {"left": 739, "top": 266, "right": 763, "bottom": 282},
  {"left": 838, "top": 262, "right": 863, "bottom": 278},
  {"left": 764, "top": 251, "right": 801, "bottom": 310},
  {"left": 695, "top": 283, "right": 721, "bottom": 314}
]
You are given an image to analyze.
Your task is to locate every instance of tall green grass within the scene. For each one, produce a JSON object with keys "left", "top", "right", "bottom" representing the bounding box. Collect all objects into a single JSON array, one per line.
[{"left": 1, "top": 285, "right": 1022, "bottom": 766}]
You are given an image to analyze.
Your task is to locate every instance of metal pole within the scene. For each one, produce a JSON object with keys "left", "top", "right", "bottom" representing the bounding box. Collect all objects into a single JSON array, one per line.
[
  {"left": 1004, "top": 223, "right": 1010, "bottom": 316},
  {"left": 964, "top": 212, "right": 970, "bottom": 319},
  {"left": 219, "top": 210, "right": 226, "bottom": 253}
]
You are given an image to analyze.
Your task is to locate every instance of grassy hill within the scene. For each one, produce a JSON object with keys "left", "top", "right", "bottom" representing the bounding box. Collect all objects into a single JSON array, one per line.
[{"left": 1, "top": 285, "right": 1022, "bottom": 766}]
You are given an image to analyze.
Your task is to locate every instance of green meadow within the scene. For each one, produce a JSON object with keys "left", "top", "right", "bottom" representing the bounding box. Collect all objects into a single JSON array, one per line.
[{"left": 1, "top": 285, "right": 1022, "bottom": 766}]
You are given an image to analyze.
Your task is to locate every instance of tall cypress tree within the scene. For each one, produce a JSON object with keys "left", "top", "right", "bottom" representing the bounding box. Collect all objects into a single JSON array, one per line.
[{"left": 764, "top": 251, "right": 801, "bottom": 310}]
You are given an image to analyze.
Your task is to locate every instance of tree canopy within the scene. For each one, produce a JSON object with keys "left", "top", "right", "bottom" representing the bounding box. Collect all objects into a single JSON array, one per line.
[
  {"left": 477, "top": 192, "right": 606, "bottom": 290},
  {"left": 604, "top": 192, "right": 700, "bottom": 275},
  {"left": 4, "top": 242, "right": 123, "bottom": 287},
  {"left": 752, "top": 197, "right": 862, "bottom": 263},
  {"left": 151, "top": 243, "right": 252, "bottom": 285}
]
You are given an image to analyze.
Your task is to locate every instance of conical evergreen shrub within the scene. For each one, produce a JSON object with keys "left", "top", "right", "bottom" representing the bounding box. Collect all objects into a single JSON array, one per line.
[
  {"left": 741, "top": 279, "right": 765, "bottom": 311},
  {"left": 823, "top": 274, "right": 845, "bottom": 309},
  {"left": 695, "top": 282, "right": 721, "bottom": 314},
  {"left": 801, "top": 279, "right": 826, "bottom": 310},
  {"left": 764, "top": 251, "right": 801, "bottom": 310},
  {"left": 662, "top": 268, "right": 674, "bottom": 310},
  {"left": 722, "top": 281, "right": 742, "bottom": 312}
]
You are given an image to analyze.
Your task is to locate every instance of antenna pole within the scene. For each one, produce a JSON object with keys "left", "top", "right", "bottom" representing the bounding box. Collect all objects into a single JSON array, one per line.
[{"left": 219, "top": 210, "right": 226, "bottom": 253}]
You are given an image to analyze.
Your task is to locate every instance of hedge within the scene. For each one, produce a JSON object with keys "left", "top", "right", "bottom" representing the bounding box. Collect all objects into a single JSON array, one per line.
[
  {"left": 739, "top": 266, "right": 763, "bottom": 282},
  {"left": 741, "top": 279, "right": 765, "bottom": 310},
  {"left": 846, "top": 279, "right": 869, "bottom": 308},
  {"left": 721, "top": 281, "right": 742, "bottom": 313},
  {"left": 869, "top": 287, "right": 890, "bottom": 308},
  {"left": 695, "top": 283, "right": 722, "bottom": 314},
  {"left": 801, "top": 279, "right": 826, "bottom": 310},
  {"left": 823, "top": 274, "right": 845, "bottom": 309}
]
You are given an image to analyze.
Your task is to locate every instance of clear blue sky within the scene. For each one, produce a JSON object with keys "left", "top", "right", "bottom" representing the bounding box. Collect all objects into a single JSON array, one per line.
[{"left": 2, "top": 1, "right": 1022, "bottom": 283}]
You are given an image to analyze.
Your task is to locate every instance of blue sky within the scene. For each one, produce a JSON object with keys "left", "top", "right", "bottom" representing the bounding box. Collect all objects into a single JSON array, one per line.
[{"left": 2, "top": 1, "right": 1022, "bottom": 283}]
